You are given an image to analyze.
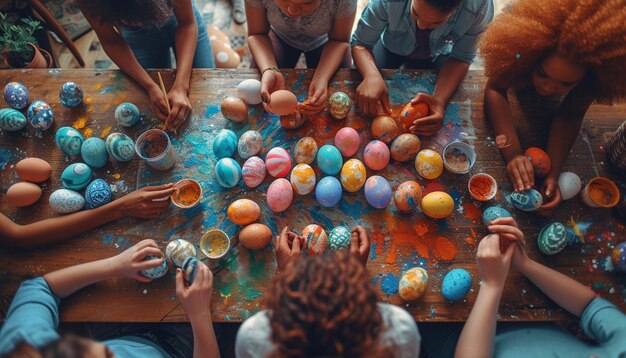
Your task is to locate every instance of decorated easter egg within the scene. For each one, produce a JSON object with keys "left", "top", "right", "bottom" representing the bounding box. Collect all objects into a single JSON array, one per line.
[
  {"left": 340, "top": 159, "right": 366, "bottom": 193},
  {"left": 364, "top": 176, "right": 392, "bottom": 209},
  {"left": 139, "top": 255, "right": 169, "bottom": 279},
  {"left": 393, "top": 181, "right": 422, "bottom": 213},
  {"left": 59, "top": 82, "right": 83, "bottom": 108},
  {"left": 317, "top": 145, "right": 343, "bottom": 175},
  {"left": 221, "top": 97, "right": 248, "bottom": 123},
  {"left": 400, "top": 101, "right": 429, "bottom": 132},
  {"left": 328, "top": 91, "right": 351, "bottom": 120},
  {"left": 49, "top": 188, "right": 85, "bottom": 214},
  {"left": 265, "top": 147, "right": 292, "bottom": 178},
  {"left": 81, "top": 137, "right": 108, "bottom": 168},
  {"left": 611, "top": 241, "right": 626, "bottom": 272},
  {"left": 15, "top": 158, "right": 52, "bottom": 183},
  {"left": 510, "top": 189, "right": 543, "bottom": 211},
  {"left": 212, "top": 129, "right": 238, "bottom": 159},
  {"left": 280, "top": 111, "right": 306, "bottom": 129},
  {"left": 215, "top": 158, "right": 242, "bottom": 188},
  {"left": 482, "top": 206, "right": 512, "bottom": 226},
  {"left": 267, "top": 178, "right": 293, "bottom": 212},
  {"left": 315, "top": 176, "right": 342, "bottom": 207},
  {"left": 294, "top": 137, "right": 318, "bottom": 164},
  {"left": 239, "top": 223, "right": 273, "bottom": 250},
  {"left": 442, "top": 268, "right": 472, "bottom": 301},
  {"left": 115, "top": 103, "right": 141, "bottom": 127},
  {"left": 237, "top": 130, "right": 263, "bottom": 159},
  {"left": 0, "top": 108, "right": 27, "bottom": 131},
  {"left": 242, "top": 156, "right": 266, "bottom": 188},
  {"left": 390, "top": 133, "right": 420, "bottom": 162},
  {"left": 55, "top": 127, "right": 84, "bottom": 157},
  {"left": 85, "top": 179, "right": 112, "bottom": 209},
  {"left": 237, "top": 79, "right": 262, "bottom": 105},
  {"left": 558, "top": 172, "right": 582, "bottom": 200},
  {"left": 227, "top": 199, "right": 261, "bottom": 225},
  {"left": 415, "top": 149, "right": 443, "bottom": 179},
  {"left": 399, "top": 267, "right": 429, "bottom": 301},
  {"left": 165, "top": 239, "right": 197, "bottom": 267},
  {"left": 302, "top": 224, "right": 328, "bottom": 255},
  {"left": 182, "top": 257, "right": 199, "bottom": 284},
  {"left": 363, "top": 140, "right": 390, "bottom": 171},
  {"left": 328, "top": 226, "right": 351, "bottom": 251},
  {"left": 421, "top": 191, "right": 454, "bottom": 219},
  {"left": 537, "top": 222, "right": 567, "bottom": 255},
  {"left": 371, "top": 115, "right": 399, "bottom": 144},
  {"left": 27, "top": 100, "right": 54, "bottom": 130},
  {"left": 212, "top": 38, "right": 241, "bottom": 68},
  {"left": 267, "top": 90, "right": 297, "bottom": 115},
  {"left": 6, "top": 182, "right": 42, "bottom": 207},
  {"left": 525, "top": 147, "right": 551, "bottom": 177},
  {"left": 290, "top": 163, "right": 316, "bottom": 195},
  {"left": 61, "top": 163, "right": 92, "bottom": 190},
  {"left": 105, "top": 132, "right": 135, "bottom": 162},
  {"left": 3, "top": 82, "right": 29, "bottom": 109},
  {"left": 334, "top": 127, "right": 360, "bottom": 157}
]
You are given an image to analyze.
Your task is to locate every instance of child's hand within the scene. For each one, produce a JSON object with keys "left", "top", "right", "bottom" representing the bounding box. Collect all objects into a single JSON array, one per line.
[
  {"left": 350, "top": 226, "right": 370, "bottom": 267},
  {"left": 537, "top": 176, "right": 562, "bottom": 216},
  {"left": 275, "top": 226, "right": 302, "bottom": 272},
  {"left": 356, "top": 74, "right": 391, "bottom": 116},
  {"left": 486, "top": 217, "right": 525, "bottom": 245},
  {"left": 260, "top": 69, "right": 285, "bottom": 103},
  {"left": 165, "top": 88, "right": 192, "bottom": 132},
  {"left": 114, "top": 184, "right": 176, "bottom": 219},
  {"left": 476, "top": 234, "right": 515, "bottom": 290},
  {"left": 148, "top": 85, "right": 170, "bottom": 122},
  {"left": 409, "top": 93, "right": 444, "bottom": 136},
  {"left": 298, "top": 80, "right": 327, "bottom": 114},
  {"left": 111, "top": 239, "right": 164, "bottom": 282},
  {"left": 507, "top": 155, "right": 534, "bottom": 191},
  {"left": 176, "top": 262, "right": 213, "bottom": 321}
]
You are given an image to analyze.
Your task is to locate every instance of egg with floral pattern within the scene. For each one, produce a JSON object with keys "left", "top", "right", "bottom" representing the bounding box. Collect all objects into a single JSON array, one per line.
[
  {"left": 85, "top": 179, "right": 113, "bottom": 209},
  {"left": 328, "top": 91, "right": 350, "bottom": 120}
]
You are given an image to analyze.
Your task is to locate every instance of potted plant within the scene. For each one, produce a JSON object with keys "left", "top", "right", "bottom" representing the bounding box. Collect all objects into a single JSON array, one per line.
[{"left": 0, "top": 13, "right": 51, "bottom": 68}]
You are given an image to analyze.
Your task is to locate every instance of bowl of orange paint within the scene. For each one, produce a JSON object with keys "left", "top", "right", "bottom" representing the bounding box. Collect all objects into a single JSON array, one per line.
[
  {"left": 580, "top": 177, "right": 620, "bottom": 208},
  {"left": 468, "top": 173, "right": 497, "bottom": 201},
  {"left": 171, "top": 179, "right": 202, "bottom": 208}
]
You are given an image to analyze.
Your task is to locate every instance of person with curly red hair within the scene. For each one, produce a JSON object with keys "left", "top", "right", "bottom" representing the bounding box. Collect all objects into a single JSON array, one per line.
[{"left": 479, "top": 0, "right": 626, "bottom": 214}]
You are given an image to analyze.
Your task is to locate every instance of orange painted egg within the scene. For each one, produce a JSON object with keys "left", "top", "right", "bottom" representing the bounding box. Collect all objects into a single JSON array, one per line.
[
  {"left": 302, "top": 224, "right": 328, "bottom": 255},
  {"left": 227, "top": 199, "right": 261, "bottom": 225},
  {"left": 294, "top": 137, "right": 318, "bottom": 164},
  {"left": 267, "top": 90, "right": 297, "bottom": 116},
  {"left": 239, "top": 223, "right": 272, "bottom": 250},
  {"left": 400, "top": 101, "right": 429, "bottom": 132},
  {"left": 390, "top": 133, "right": 421, "bottom": 162},
  {"left": 524, "top": 147, "right": 551, "bottom": 177},
  {"left": 221, "top": 97, "right": 248, "bottom": 123},
  {"left": 399, "top": 267, "right": 429, "bottom": 301},
  {"left": 421, "top": 191, "right": 454, "bottom": 219},
  {"left": 6, "top": 182, "right": 42, "bottom": 207},
  {"left": 340, "top": 159, "right": 367, "bottom": 192},
  {"left": 415, "top": 149, "right": 443, "bottom": 179},
  {"left": 15, "top": 157, "right": 52, "bottom": 183},
  {"left": 371, "top": 115, "right": 399, "bottom": 144},
  {"left": 393, "top": 181, "right": 422, "bottom": 213},
  {"left": 290, "top": 163, "right": 316, "bottom": 195}
]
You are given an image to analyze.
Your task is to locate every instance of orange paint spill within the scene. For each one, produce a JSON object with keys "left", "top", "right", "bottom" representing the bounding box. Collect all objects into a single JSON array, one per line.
[
  {"left": 434, "top": 236, "right": 457, "bottom": 261},
  {"left": 463, "top": 202, "right": 482, "bottom": 222},
  {"left": 114, "top": 173, "right": 121, "bottom": 180},
  {"left": 100, "top": 126, "right": 112, "bottom": 138},
  {"left": 112, "top": 93, "right": 129, "bottom": 106},
  {"left": 72, "top": 115, "right": 89, "bottom": 129},
  {"left": 83, "top": 128, "right": 93, "bottom": 138},
  {"left": 85, "top": 97, "right": 93, "bottom": 104}
]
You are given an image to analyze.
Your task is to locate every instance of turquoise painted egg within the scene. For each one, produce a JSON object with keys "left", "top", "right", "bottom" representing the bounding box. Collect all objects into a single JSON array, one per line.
[
  {"left": 115, "top": 102, "right": 141, "bottom": 127},
  {"left": 442, "top": 268, "right": 472, "bottom": 301},
  {"left": 328, "top": 226, "right": 351, "bottom": 251},
  {"left": 85, "top": 179, "right": 113, "bottom": 209},
  {"left": 267, "top": 178, "right": 293, "bottom": 212},
  {"left": 81, "top": 137, "right": 109, "bottom": 168},
  {"left": 328, "top": 91, "right": 350, "bottom": 120},
  {"left": 49, "top": 188, "right": 85, "bottom": 214},
  {"left": 139, "top": 255, "right": 168, "bottom": 279},
  {"left": 61, "top": 163, "right": 92, "bottom": 190},
  {"left": 55, "top": 126, "right": 84, "bottom": 156},
  {"left": 182, "top": 256, "right": 200, "bottom": 285},
  {"left": 334, "top": 127, "right": 360, "bottom": 157},
  {"left": 611, "top": 241, "right": 626, "bottom": 272},
  {"left": 399, "top": 267, "right": 429, "bottom": 301},
  {"left": 165, "top": 239, "right": 197, "bottom": 267},
  {"left": 316, "top": 145, "right": 343, "bottom": 175},
  {"left": 215, "top": 157, "right": 242, "bottom": 188},
  {"left": 302, "top": 224, "right": 328, "bottom": 255},
  {"left": 363, "top": 140, "right": 390, "bottom": 171},
  {"left": 537, "top": 222, "right": 567, "bottom": 255},
  {"left": 213, "top": 129, "right": 238, "bottom": 159},
  {"left": 482, "top": 206, "right": 512, "bottom": 226},
  {"left": 364, "top": 175, "right": 392, "bottom": 209},
  {"left": 242, "top": 156, "right": 266, "bottom": 188},
  {"left": 340, "top": 159, "right": 366, "bottom": 192},
  {"left": 27, "top": 100, "right": 54, "bottom": 130},
  {"left": 59, "top": 82, "right": 83, "bottom": 108},
  {"left": 290, "top": 163, "right": 316, "bottom": 195},
  {"left": 0, "top": 108, "right": 27, "bottom": 131},
  {"left": 510, "top": 189, "right": 543, "bottom": 211},
  {"left": 294, "top": 137, "right": 318, "bottom": 164},
  {"left": 237, "top": 130, "right": 263, "bottom": 159},
  {"left": 265, "top": 147, "right": 292, "bottom": 178},
  {"left": 3, "top": 82, "right": 29, "bottom": 109},
  {"left": 315, "top": 176, "right": 342, "bottom": 207},
  {"left": 105, "top": 132, "right": 135, "bottom": 162}
]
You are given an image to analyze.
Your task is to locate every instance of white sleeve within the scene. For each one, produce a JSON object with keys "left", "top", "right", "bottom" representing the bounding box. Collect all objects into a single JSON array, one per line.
[
  {"left": 235, "top": 311, "right": 276, "bottom": 358},
  {"left": 378, "top": 303, "right": 421, "bottom": 358}
]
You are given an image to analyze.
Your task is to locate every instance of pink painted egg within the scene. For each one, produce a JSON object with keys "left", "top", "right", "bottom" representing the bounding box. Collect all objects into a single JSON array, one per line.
[
  {"left": 242, "top": 156, "right": 266, "bottom": 188},
  {"left": 302, "top": 224, "right": 328, "bottom": 255},
  {"left": 363, "top": 140, "right": 390, "bottom": 171},
  {"left": 394, "top": 181, "right": 423, "bottom": 213},
  {"left": 334, "top": 127, "right": 360, "bottom": 157},
  {"left": 267, "top": 178, "right": 293, "bottom": 212},
  {"left": 390, "top": 133, "right": 421, "bottom": 162},
  {"left": 265, "top": 147, "right": 292, "bottom": 178},
  {"left": 340, "top": 159, "right": 366, "bottom": 192},
  {"left": 415, "top": 149, "right": 443, "bottom": 179},
  {"left": 290, "top": 163, "right": 316, "bottom": 195},
  {"left": 294, "top": 137, "right": 318, "bottom": 164},
  {"left": 371, "top": 115, "right": 399, "bottom": 144}
]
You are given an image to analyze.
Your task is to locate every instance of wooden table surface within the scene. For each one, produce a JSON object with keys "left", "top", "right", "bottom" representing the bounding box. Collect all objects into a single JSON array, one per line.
[{"left": 1, "top": 69, "right": 625, "bottom": 323}]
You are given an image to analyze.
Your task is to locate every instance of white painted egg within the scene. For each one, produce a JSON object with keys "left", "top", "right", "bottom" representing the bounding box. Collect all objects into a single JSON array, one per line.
[
  {"left": 49, "top": 188, "right": 85, "bottom": 214},
  {"left": 237, "top": 79, "right": 262, "bottom": 105},
  {"left": 558, "top": 172, "right": 582, "bottom": 200}
]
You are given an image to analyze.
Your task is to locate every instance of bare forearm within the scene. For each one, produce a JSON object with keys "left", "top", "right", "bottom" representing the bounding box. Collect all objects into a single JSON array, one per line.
[
  {"left": 352, "top": 45, "right": 381, "bottom": 79},
  {"left": 456, "top": 284, "right": 502, "bottom": 358},
  {"left": 44, "top": 256, "right": 119, "bottom": 298},
  {"left": 312, "top": 41, "right": 349, "bottom": 84},
  {"left": 484, "top": 81, "right": 523, "bottom": 161},
  {"left": 173, "top": 23, "right": 197, "bottom": 92},
  {"left": 191, "top": 315, "right": 220, "bottom": 358},
  {"left": 433, "top": 59, "right": 469, "bottom": 104},
  {"left": 248, "top": 35, "right": 278, "bottom": 71},
  {"left": 545, "top": 115, "right": 583, "bottom": 179}
]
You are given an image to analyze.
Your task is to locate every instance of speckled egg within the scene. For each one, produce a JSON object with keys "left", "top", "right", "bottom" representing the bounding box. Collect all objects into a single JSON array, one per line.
[
  {"left": 510, "top": 189, "right": 543, "bottom": 211},
  {"left": 81, "top": 137, "right": 108, "bottom": 168},
  {"left": 363, "top": 140, "right": 390, "bottom": 171},
  {"left": 340, "top": 159, "right": 366, "bottom": 193},
  {"left": 115, "top": 103, "right": 141, "bottom": 127},
  {"left": 242, "top": 156, "right": 266, "bottom": 188},
  {"left": 399, "top": 267, "right": 429, "bottom": 301},
  {"left": 290, "top": 163, "right": 316, "bottom": 195},
  {"left": 267, "top": 90, "right": 297, "bottom": 116},
  {"left": 265, "top": 147, "right": 292, "bottom": 178},
  {"left": 85, "top": 179, "right": 112, "bottom": 209},
  {"left": 15, "top": 158, "right": 52, "bottom": 183},
  {"left": 213, "top": 129, "right": 238, "bottom": 159},
  {"left": 294, "top": 137, "right": 318, "bottom": 164},
  {"left": 61, "top": 163, "right": 92, "bottom": 190},
  {"left": 317, "top": 145, "right": 343, "bottom": 175},
  {"left": 525, "top": 147, "right": 551, "bottom": 177},
  {"left": 237, "top": 79, "right": 262, "bottom": 105},
  {"left": 390, "top": 133, "right": 421, "bottom": 162},
  {"left": 6, "top": 182, "right": 42, "bottom": 207},
  {"left": 334, "top": 127, "right": 360, "bottom": 157},
  {"left": 3, "top": 82, "right": 29, "bottom": 109},
  {"left": 364, "top": 175, "right": 392, "bottom": 209},
  {"left": 302, "top": 224, "right": 328, "bottom": 255},
  {"left": 49, "top": 188, "right": 85, "bottom": 214},
  {"left": 371, "top": 115, "right": 398, "bottom": 144},
  {"left": 267, "top": 178, "right": 293, "bottom": 212},
  {"left": 279, "top": 111, "right": 306, "bottom": 129},
  {"left": 442, "top": 268, "right": 472, "bottom": 301},
  {"left": 165, "top": 239, "right": 197, "bottom": 267},
  {"left": 239, "top": 223, "right": 273, "bottom": 250},
  {"left": 27, "top": 100, "right": 54, "bottom": 130},
  {"left": 0, "top": 108, "right": 27, "bottom": 131},
  {"left": 55, "top": 127, "right": 84, "bottom": 157},
  {"left": 227, "top": 198, "right": 261, "bottom": 225},
  {"left": 415, "top": 149, "right": 443, "bottom": 179},
  {"left": 182, "top": 257, "right": 199, "bottom": 284},
  {"left": 139, "top": 255, "right": 169, "bottom": 279},
  {"left": 328, "top": 91, "right": 350, "bottom": 120},
  {"left": 400, "top": 101, "right": 429, "bottom": 132},
  {"left": 315, "top": 176, "right": 342, "bottom": 207},
  {"left": 393, "top": 181, "right": 422, "bottom": 213},
  {"left": 482, "top": 206, "right": 512, "bottom": 226},
  {"left": 221, "top": 96, "right": 248, "bottom": 123},
  {"left": 611, "top": 241, "right": 626, "bottom": 272},
  {"left": 328, "top": 226, "right": 351, "bottom": 251},
  {"left": 558, "top": 172, "right": 582, "bottom": 200},
  {"left": 215, "top": 157, "right": 242, "bottom": 188},
  {"left": 105, "top": 132, "right": 135, "bottom": 162},
  {"left": 537, "top": 222, "right": 567, "bottom": 255},
  {"left": 237, "top": 130, "right": 263, "bottom": 159},
  {"left": 59, "top": 82, "right": 83, "bottom": 108},
  {"left": 421, "top": 191, "right": 454, "bottom": 219}
]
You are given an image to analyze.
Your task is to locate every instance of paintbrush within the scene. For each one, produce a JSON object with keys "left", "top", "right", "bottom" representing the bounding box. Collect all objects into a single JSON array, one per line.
[{"left": 157, "top": 72, "right": 176, "bottom": 135}]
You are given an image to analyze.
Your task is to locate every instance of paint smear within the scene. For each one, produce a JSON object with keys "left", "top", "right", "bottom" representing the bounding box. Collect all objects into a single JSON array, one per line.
[
  {"left": 463, "top": 202, "right": 482, "bottom": 222},
  {"left": 380, "top": 273, "right": 399, "bottom": 296}
]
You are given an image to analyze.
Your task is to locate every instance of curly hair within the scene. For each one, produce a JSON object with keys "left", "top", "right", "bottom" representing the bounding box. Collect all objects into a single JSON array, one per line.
[
  {"left": 264, "top": 252, "right": 390, "bottom": 357},
  {"left": 479, "top": 0, "right": 626, "bottom": 104},
  {"left": 76, "top": 0, "right": 173, "bottom": 26}
]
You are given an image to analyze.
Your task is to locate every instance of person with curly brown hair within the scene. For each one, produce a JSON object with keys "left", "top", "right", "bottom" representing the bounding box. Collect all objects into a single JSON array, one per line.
[
  {"left": 235, "top": 226, "right": 421, "bottom": 357},
  {"left": 479, "top": 0, "right": 626, "bottom": 214}
]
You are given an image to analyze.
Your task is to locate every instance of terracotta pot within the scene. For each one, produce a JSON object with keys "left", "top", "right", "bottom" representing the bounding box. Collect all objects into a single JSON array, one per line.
[{"left": 25, "top": 43, "right": 51, "bottom": 68}]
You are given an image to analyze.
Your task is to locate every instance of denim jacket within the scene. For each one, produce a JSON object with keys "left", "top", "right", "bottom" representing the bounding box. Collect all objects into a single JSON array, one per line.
[{"left": 351, "top": 0, "right": 494, "bottom": 64}]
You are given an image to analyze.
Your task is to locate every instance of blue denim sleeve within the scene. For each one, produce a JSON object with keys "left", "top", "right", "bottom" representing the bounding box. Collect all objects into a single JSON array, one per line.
[
  {"left": 580, "top": 297, "right": 626, "bottom": 349},
  {"left": 350, "top": 0, "right": 389, "bottom": 48},
  {"left": 0, "top": 277, "right": 61, "bottom": 355},
  {"left": 450, "top": 0, "right": 494, "bottom": 64}
]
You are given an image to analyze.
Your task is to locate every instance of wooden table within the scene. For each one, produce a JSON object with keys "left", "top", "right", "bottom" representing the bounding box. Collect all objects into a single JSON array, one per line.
[{"left": 1, "top": 69, "right": 625, "bottom": 323}]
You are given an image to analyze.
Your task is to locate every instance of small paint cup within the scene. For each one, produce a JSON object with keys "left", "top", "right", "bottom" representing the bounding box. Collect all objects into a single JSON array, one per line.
[
  {"left": 468, "top": 173, "right": 497, "bottom": 201},
  {"left": 443, "top": 141, "right": 476, "bottom": 174},
  {"left": 171, "top": 179, "right": 202, "bottom": 209},
  {"left": 200, "top": 229, "right": 231, "bottom": 262},
  {"left": 135, "top": 129, "right": 175, "bottom": 171},
  {"left": 580, "top": 177, "right": 620, "bottom": 208}
]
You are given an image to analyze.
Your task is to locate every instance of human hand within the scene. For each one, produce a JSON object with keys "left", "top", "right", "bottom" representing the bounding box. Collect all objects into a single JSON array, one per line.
[
  {"left": 114, "top": 183, "right": 176, "bottom": 219},
  {"left": 275, "top": 226, "right": 302, "bottom": 272},
  {"left": 111, "top": 239, "right": 164, "bottom": 282},
  {"left": 356, "top": 74, "right": 391, "bottom": 116},
  {"left": 298, "top": 79, "right": 327, "bottom": 115},
  {"left": 148, "top": 85, "right": 169, "bottom": 122},
  {"left": 260, "top": 69, "right": 285, "bottom": 103},
  {"left": 506, "top": 155, "right": 534, "bottom": 191},
  {"left": 487, "top": 216, "right": 526, "bottom": 253},
  {"left": 176, "top": 261, "right": 213, "bottom": 321},
  {"left": 350, "top": 226, "right": 370, "bottom": 267},
  {"left": 165, "top": 87, "right": 192, "bottom": 132},
  {"left": 408, "top": 93, "right": 444, "bottom": 136},
  {"left": 476, "top": 234, "right": 515, "bottom": 290},
  {"left": 536, "top": 176, "right": 562, "bottom": 216}
]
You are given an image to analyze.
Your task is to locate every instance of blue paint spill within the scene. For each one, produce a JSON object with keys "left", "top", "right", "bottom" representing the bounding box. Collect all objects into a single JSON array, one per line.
[
  {"left": 102, "top": 233, "right": 114, "bottom": 245},
  {"left": 204, "top": 104, "right": 221, "bottom": 119},
  {"left": 0, "top": 148, "right": 17, "bottom": 170},
  {"left": 380, "top": 273, "right": 400, "bottom": 296},
  {"left": 370, "top": 242, "right": 378, "bottom": 260}
]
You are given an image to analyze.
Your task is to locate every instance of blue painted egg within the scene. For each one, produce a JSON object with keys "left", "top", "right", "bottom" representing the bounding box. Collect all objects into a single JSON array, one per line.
[
  {"left": 55, "top": 126, "right": 84, "bottom": 156},
  {"left": 510, "top": 189, "right": 543, "bottom": 211},
  {"left": 215, "top": 157, "right": 242, "bottom": 188},
  {"left": 612, "top": 241, "right": 626, "bottom": 273},
  {"left": 0, "top": 108, "right": 27, "bottom": 131},
  {"left": 537, "top": 222, "right": 567, "bottom": 255},
  {"left": 328, "top": 226, "right": 351, "bottom": 251},
  {"left": 140, "top": 255, "right": 169, "bottom": 279},
  {"left": 213, "top": 129, "right": 238, "bottom": 159},
  {"left": 316, "top": 145, "right": 343, "bottom": 175},
  {"left": 182, "top": 257, "right": 200, "bottom": 285},
  {"left": 237, "top": 130, "right": 263, "bottom": 159},
  {"left": 27, "top": 100, "right": 54, "bottom": 130},
  {"left": 315, "top": 176, "right": 342, "bottom": 207},
  {"left": 442, "top": 268, "right": 472, "bottom": 301},
  {"left": 482, "top": 206, "right": 512, "bottom": 226},
  {"left": 364, "top": 175, "right": 392, "bottom": 209},
  {"left": 165, "top": 239, "right": 197, "bottom": 267},
  {"left": 105, "top": 132, "right": 135, "bottom": 162},
  {"left": 85, "top": 179, "right": 113, "bottom": 209},
  {"left": 59, "top": 82, "right": 83, "bottom": 108},
  {"left": 115, "top": 102, "right": 141, "bottom": 127},
  {"left": 81, "top": 137, "right": 108, "bottom": 168},
  {"left": 49, "top": 188, "right": 85, "bottom": 214},
  {"left": 3, "top": 82, "right": 29, "bottom": 109},
  {"left": 61, "top": 163, "right": 92, "bottom": 190}
]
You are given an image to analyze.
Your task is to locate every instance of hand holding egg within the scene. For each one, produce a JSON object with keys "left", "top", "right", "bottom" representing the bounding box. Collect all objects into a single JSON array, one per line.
[
  {"left": 260, "top": 68, "right": 285, "bottom": 104},
  {"left": 408, "top": 93, "right": 444, "bottom": 136},
  {"left": 276, "top": 226, "right": 303, "bottom": 272}
]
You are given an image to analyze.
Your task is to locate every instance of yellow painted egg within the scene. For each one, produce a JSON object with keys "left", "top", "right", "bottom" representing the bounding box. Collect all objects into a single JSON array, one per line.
[
  {"left": 371, "top": 115, "right": 399, "bottom": 144},
  {"left": 340, "top": 159, "right": 366, "bottom": 192},
  {"left": 399, "top": 267, "right": 429, "bottom": 301},
  {"left": 227, "top": 199, "right": 261, "bottom": 225},
  {"left": 415, "top": 149, "right": 443, "bottom": 179},
  {"left": 421, "top": 191, "right": 454, "bottom": 219},
  {"left": 15, "top": 157, "right": 52, "bottom": 183},
  {"left": 393, "top": 181, "right": 422, "bottom": 213},
  {"left": 239, "top": 223, "right": 272, "bottom": 250},
  {"left": 390, "top": 133, "right": 421, "bottom": 162},
  {"left": 290, "top": 163, "right": 316, "bottom": 195}
]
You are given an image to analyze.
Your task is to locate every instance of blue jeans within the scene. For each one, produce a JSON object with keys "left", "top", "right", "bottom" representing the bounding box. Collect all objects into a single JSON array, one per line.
[{"left": 121, "top": 4, "right": 214, "bottom": 69}]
